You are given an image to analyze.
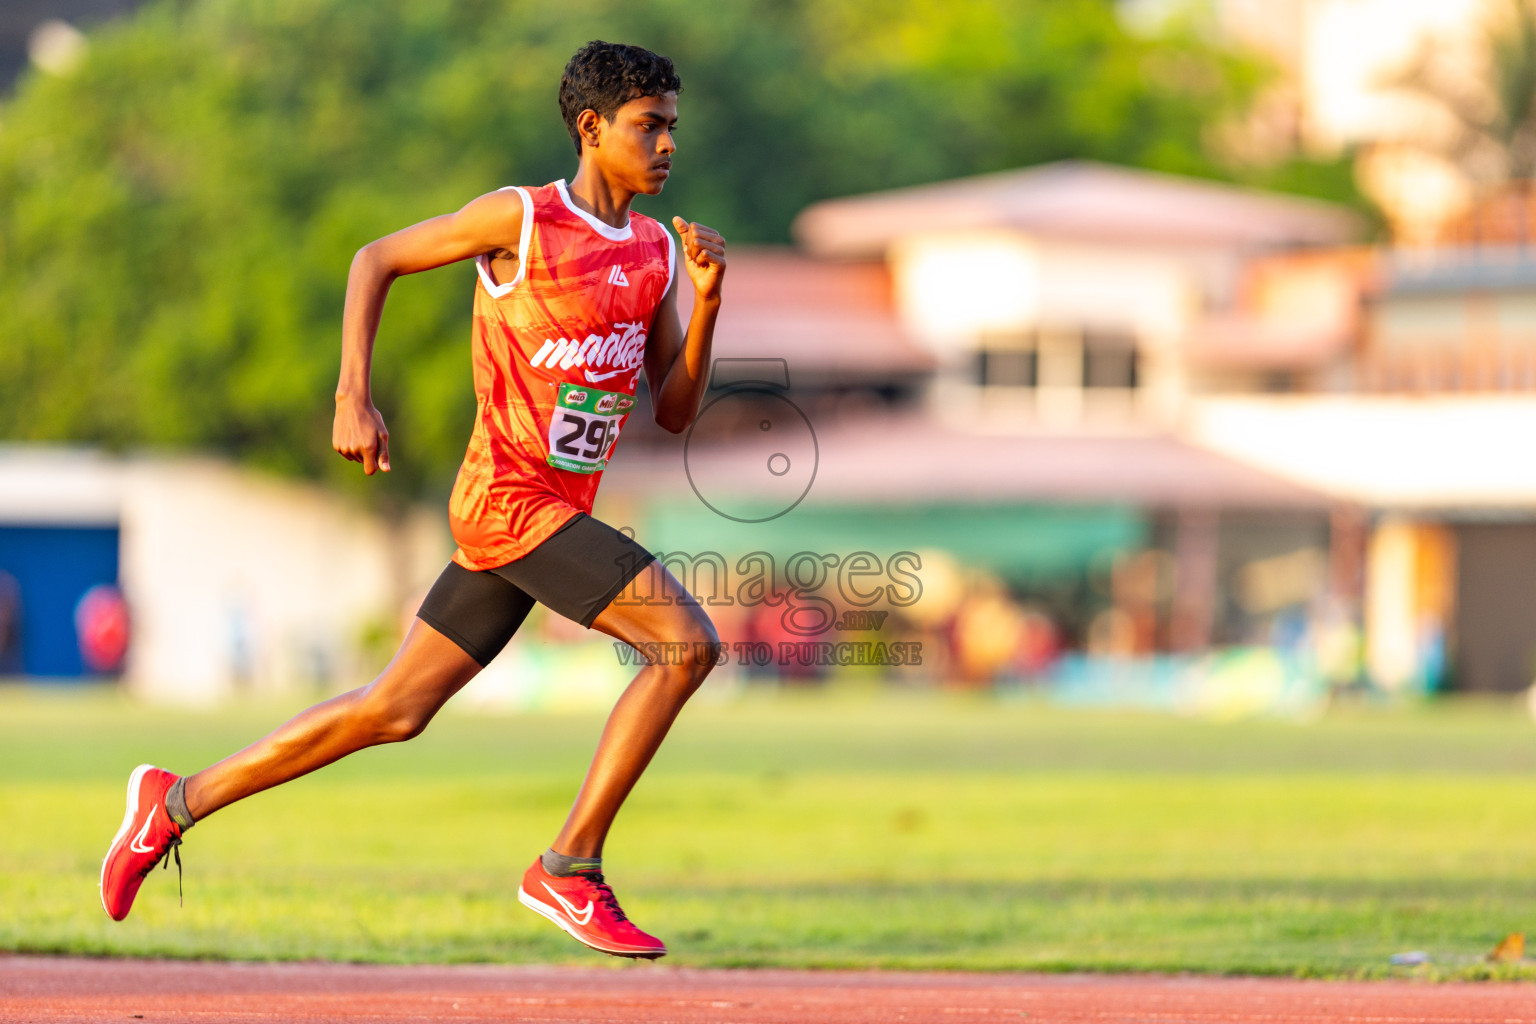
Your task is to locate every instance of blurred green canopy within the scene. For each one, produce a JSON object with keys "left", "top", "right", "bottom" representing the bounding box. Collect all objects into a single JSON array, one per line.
[{"left": 638, "top": 500, "right": 1148, "bottom": 582}]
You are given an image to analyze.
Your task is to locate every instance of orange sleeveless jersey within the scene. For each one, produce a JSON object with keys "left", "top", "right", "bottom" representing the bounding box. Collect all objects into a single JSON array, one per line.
[{"left": 448, "top": 180, "right": 675, "bottom": 571}]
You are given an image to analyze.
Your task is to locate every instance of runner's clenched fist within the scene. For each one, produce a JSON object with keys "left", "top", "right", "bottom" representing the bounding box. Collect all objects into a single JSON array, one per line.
[{"left": 671, "top": 217, "right": 725, "bottom": 301}]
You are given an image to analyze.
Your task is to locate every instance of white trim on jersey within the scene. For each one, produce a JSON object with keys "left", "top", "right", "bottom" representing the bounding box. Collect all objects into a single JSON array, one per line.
[
  {"left": 663, "top": 224, "right": 676, "bottom": 299},
  {"left": 475, "top": 185, "right": 535, "bottom": 298},
  {"left": 554, "top": 178, "right": 634, "bottom": 242}
]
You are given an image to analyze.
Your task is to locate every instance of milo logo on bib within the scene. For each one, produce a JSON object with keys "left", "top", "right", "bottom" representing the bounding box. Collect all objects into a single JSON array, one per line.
[{"left": 548, "top": 382, "right": 630, "bottom": 474}]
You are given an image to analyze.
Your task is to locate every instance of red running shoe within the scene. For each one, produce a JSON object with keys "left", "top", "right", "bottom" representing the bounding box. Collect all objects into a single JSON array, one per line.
[
  {"left": 517, "top": 857, "right": 666, "bottom": 958},
  {"left": 99, "top": 764, "right": 184, "bottom": 921}
]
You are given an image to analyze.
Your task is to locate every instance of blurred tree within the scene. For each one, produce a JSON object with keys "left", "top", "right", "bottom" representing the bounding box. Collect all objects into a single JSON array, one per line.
[
  {"left": 0, "top": 0, "right": 1345, "bottom": 495},
  {"left": 1393, "top": 0, "right": 1536, "bottom": 185}
]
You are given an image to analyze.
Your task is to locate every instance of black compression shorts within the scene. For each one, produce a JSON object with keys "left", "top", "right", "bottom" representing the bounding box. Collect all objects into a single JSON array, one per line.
[{"left": 415, "top": 512, "right": 656, "bottom": 667}]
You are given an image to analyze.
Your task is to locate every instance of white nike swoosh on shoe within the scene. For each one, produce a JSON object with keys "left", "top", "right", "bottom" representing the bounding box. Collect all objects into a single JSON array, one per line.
[
  {"left": 517, "top": 887, "right": 663, "bottom": 957},
  {"left": 102, "top": 763, "right": 153, "bottom": 916},
  {"left": 542, "top": 881, "right": 595, "bottom": 925},
  {"left": 128, "top": 814, "right": 157, "bottom": 855}
]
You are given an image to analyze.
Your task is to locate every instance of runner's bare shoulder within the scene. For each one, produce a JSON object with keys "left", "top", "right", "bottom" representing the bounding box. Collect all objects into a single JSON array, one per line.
[{"left": 455, "top": 187, "right": 529, "bottom": 256}]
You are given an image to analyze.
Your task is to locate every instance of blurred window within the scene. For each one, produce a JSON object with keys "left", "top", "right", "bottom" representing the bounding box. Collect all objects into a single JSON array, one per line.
[
  {"left": 1082, "top": 329, "right": 1138, "bottom": 389},
  {"left": 975, "top": 332, "right": 1037, "bottom": 388}
]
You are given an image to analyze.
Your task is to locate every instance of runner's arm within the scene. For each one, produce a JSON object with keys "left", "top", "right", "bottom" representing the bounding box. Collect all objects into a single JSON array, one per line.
[
  {"left": 333, "top": 189, "right": 527, "bottom": 474},
  {"left": 644, "top": 218, "right": 726, "bottom": 434}
]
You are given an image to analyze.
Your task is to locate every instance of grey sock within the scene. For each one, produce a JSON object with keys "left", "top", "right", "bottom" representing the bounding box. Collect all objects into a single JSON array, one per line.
[
  {"left": 164, "top": 777, "right": 195, "bottom": 831},
  {"left": 541, "top": 848, "right": 601, "bottom": 877}
]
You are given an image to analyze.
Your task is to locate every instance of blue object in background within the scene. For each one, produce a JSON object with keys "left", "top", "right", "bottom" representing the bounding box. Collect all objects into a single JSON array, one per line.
[{"left": 0, "top": 525, "right": 121, "bottom": 678}]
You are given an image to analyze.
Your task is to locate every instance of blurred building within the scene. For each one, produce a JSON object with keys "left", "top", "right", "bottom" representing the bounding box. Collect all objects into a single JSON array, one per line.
[
  {"left": 1188, "top": 0, "right": 1511, "bottom": 244},
  {"left": 1209, "top": 0, "right": 1489, "bottom": 151},
  {"left": 604, "top": 162, "right": 1361, "bottom": 699},
  {"left": 791, "top": 160, "right": 1359, "bottom": 416},
  {"left": 1190, "top": 217, "right": 1536, "bottom": 694},
  {"left": 610, "top": 159, "right": 1536, "bottom": 697},
  {"left": 0, "top": 447, "right": 445, "bottom": 701},
  {"left": 14, "top": 156, "right": 1536, "bottom": 702}
]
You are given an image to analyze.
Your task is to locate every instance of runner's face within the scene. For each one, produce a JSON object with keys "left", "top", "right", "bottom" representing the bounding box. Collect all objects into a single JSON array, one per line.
[{"left": 592, "top": 92, "right": 678, "bottom": 195}]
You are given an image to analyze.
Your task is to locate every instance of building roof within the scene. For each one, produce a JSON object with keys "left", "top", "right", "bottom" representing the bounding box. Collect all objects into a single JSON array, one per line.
[
  {"left": 0, "top": 445, "right": 121, "bottom": 524},
  {"left": 1384, "top": 247, "right": 1536, "bottom": 296},
  {"left": 1184, "top": 247, "right": 1376, "bottom": 371},
  {"left": 605, "top": 414, "right": 1332, "bottom": 509},
  {"left": 1189, "top": 395, "right": 1536, "bottom": 510},
  {"left": 1184, "top": 314, "right": 1353, "bottom": 371},
  {"left": 677, "top": 248, "right": 933, "bottom": 377},
  {"left": 793, "top": 161, "right": 1362, "bottom": 259}
]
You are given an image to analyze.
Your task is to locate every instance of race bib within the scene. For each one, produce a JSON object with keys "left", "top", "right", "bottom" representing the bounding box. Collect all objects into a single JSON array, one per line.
[{"left": 546, "top": 382, "right": 636, "bottom": 474}]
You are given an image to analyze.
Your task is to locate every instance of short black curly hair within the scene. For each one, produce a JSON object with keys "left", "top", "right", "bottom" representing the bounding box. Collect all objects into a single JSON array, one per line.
[{"left": 559, "top": 41, "right": 682, "bottom": 156}]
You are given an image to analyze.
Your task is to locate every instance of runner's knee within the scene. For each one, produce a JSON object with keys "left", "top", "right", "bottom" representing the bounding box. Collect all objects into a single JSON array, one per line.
[
  {"left": 672, "top": 608, "right": 721, "bottom": 690},
  {"left": 353, "top": 689, "right": 435, "bottom": 744},
  {"left": 375, "top": 710, "right": 432, "bottom": 744}
]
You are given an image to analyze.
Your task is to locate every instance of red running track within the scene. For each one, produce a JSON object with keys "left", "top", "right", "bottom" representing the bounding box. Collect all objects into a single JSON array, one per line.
[{"left": 2, "top": 955, "right": 1533, "bottom": 1023}]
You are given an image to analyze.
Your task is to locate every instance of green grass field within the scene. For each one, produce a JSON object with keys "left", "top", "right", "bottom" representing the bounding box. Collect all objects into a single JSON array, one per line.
[{"left": 4, "top": 683, "right": 1536, "bottom": 978}]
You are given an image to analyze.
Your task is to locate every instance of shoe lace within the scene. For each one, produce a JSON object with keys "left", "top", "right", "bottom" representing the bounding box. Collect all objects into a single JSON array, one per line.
[
  {"left": 139, "top": 831, "right": 184, "bottom": 908},
  {"left": 582, "top": 872, "right": 628, "bottom": 923}
]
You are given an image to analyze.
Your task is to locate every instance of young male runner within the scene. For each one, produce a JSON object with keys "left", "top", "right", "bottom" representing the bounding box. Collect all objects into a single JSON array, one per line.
[{"left": 99, "top": 40, "right": 725, "bottom": 960}]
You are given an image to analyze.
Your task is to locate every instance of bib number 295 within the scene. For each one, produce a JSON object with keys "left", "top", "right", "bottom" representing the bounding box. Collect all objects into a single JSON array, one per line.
[{"left": 546, "top": 382, "right": 634, "bottom": 474}]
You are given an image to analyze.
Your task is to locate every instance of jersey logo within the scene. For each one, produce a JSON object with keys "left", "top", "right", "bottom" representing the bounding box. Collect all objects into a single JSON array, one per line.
[
  {"left": 530, "top": 322, "right": 648, "bottom": 380},
  {"left": 608, "top": 265, "right": 630, "bottom": 287}
]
